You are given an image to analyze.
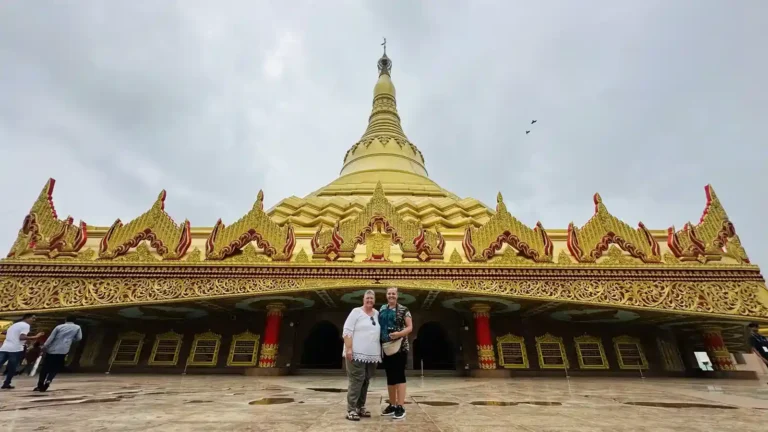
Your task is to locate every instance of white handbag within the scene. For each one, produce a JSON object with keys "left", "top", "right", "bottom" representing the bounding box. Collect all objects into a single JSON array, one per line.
[{"left": 382, "top": 338, "right": 402, "bottom": 356}]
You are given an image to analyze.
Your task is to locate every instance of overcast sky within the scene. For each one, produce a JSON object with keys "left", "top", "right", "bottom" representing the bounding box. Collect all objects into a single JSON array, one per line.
[{"left": 1, "top": 1, "right": 766, "bottom": 267}]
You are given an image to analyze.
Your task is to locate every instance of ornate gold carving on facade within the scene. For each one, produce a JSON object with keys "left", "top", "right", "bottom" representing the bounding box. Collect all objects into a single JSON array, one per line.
[
  {"left": 662, "top": 250, "right": 748, "bottom": 267},
  {"left": 187, "top": 331, "right": 222, "bottom": 367},
  {"left": 722, "top": 236, "right": 749, "bottom": 264},
  {"left": 311, "top": 182, "right": 444, "bottom": 262},
  {"left": 77, "top": 249, "right": 96, "bottom": 261},
  {"left": 222, "top": 243, "right": 270, "bottom": 263},
  {"left": 100, "top": 191, "right": 191, "bottom": 260},
  {"left": 597, "top": 246, "right": 639, "bottom": 266},
  {"left": 568, "top": 194, "right": 661, "bottom": 264},
  {"left": 613, "top": 335, "right": 648, "bottom": 370},
  {"left": 7, "top": 178, "right": 88, "bottom": 259},
  {"left": 114, "top": 244, "right": 160, "bottom": 263},
  {"left": 186, "top": 248, "right": 202, "bottom": 262},
  {"left": 490, "top": 247, "right": 531, "bottom": 265},
  {"left": 536, "top": 333, "right": 569, "bottom": 369},
  {"left": 1, "top": 276, "right": 767, "bottom": 320},
  {"left": 574, "top": 334, "right": 609, "bottom": 370},
  {"left": 450, "top": 279, "right": 768, "bottom": 319},
  {"left": 365, "top": 230, "right": 391, "bottom": 262},
  {"left": 378, "top": 279, "right": 455, "bottom": 291},
  {"left": 449, "top": 249, "right": 463, "bottom": 264},
  {"left": 496, "top": 334, "right": 529, "bottom": 369},
  {"left": 463, "top": 193, "right": 553, "bottom": 263},
  {"left": 663, "top": 252, "right": 681, "bottom": 265},
  {"left": 206, "top": 190, "right": 296, "bottom": 262},
  {"left": 667, "top": 185, "right": 750, "bottom": 264},
  {"left": 227, "top": 331, "right": 261, "bottom": 367},
  {"left": 109, "top": 331, "right": 145, "bottom": 366},
  {"left": 0, "top": 277, "right": 306, "bottom": 313},
  {"left": 294, "top": 248, "right": 310, "bottom": 263},
  {"left": 148, "top": 331, "right": 183, "bottom": 366},
  {"left": 268, "top": 193, "right": 493, "bottom": 233},
  {"left": 557, "top": 250, "right": 574, "bottom": 265}
]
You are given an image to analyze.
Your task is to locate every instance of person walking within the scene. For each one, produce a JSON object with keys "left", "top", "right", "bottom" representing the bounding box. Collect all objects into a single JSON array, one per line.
[
  {"left": 34, "top": 316, "right": 82, "bottom": 392},
  {"left": 342, "top": 290, "right": 381, "bottom": 421},
  {"left": 379, "top": 287, "right": 413, "bottom": 420},
  {"left": 0, "top": 314, "right": 44, "bottom": 389}
]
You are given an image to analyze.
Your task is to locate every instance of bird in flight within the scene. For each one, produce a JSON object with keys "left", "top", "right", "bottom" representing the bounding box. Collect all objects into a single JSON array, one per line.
[
  {"left": 525, "top": 130, "right": 531, "bottom": 135},
  {"left": 531, "top": 120, "right": 537, "bottom": 124}
]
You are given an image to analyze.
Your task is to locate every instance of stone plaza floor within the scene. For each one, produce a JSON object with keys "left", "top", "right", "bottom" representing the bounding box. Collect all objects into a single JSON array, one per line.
[{"left": 1, "top": 374, "right": 768, "bottom": 431}]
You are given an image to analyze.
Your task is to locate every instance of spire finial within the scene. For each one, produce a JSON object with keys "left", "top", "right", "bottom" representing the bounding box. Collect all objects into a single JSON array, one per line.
[{"left": 377, "top": 38, "right": 392, "bottom": 76}]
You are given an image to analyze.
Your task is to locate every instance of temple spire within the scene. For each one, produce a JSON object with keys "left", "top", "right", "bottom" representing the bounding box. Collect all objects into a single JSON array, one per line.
[
  {"left": 337, "top": 45, "right": 428, "bottom": 179},
  {"left": 362, "top": 46, "right": 402, "bottom": 140},
  {"left": 309, "top": 46, "right": 454, "bottom": 198},
  {"left": 378, "top": 37, "right": 391, "bottom": 76}
]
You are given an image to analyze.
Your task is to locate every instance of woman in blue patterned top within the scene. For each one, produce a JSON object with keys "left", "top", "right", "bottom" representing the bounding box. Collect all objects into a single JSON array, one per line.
[{"left": 379, "top": 287, "right": 413, "bottom": 420}]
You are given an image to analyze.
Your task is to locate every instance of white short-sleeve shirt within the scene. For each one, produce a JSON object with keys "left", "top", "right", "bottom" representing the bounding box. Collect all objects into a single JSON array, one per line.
[
  {"left": 0, "top": 321, "right": 30, "bottom": 352},
  {"left": 341, "top": 307, "right": 382, "bottom": 363}
]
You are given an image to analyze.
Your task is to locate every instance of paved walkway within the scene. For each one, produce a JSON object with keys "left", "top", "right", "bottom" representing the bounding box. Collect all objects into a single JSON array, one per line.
[{"left": 1, "top": 374, "right": 768, "bottom": 431}]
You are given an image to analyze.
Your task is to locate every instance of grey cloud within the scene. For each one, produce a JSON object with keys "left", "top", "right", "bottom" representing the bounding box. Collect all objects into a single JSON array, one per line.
[{"left": 0, "top": 1, "right": 766, "bottom": 266}]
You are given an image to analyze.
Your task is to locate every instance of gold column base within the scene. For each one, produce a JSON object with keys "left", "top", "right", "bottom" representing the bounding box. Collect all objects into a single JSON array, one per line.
[
  {"left": 258, "top": 343, "right": 279, "bottom": 368},
  {"left": 477, "top": 344, "right": 497, "bottom": 369}
]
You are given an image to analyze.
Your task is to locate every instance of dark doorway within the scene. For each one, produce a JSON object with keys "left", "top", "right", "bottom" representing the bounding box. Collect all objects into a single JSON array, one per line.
[
  {"left": 300, "top": 321, "right": 343, "bottom": 369},
  {"left": 413, "top": 322, "right": 455, "bottom": 370}
]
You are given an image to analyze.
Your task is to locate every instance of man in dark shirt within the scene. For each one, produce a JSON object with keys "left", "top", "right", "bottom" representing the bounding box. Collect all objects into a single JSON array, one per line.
[{"left": 748, "top": 323, "right": 768, "bottom": 365}]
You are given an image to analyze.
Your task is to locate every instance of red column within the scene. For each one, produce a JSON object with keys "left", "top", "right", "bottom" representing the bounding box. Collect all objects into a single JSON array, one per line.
[
  {"left": 258, "top": 303, "right": 286, "bottom": 368},
  {"left": 701, "top": 326, "right": 735, "bottom": 371},
  {"left": 471, "top": 303, "right": 496, "bottom": 369}
]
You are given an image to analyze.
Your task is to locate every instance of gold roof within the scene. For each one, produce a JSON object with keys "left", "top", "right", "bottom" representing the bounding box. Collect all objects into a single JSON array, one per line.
[{"left": 0, "top": 50, "right": 755, "bottom": 269}]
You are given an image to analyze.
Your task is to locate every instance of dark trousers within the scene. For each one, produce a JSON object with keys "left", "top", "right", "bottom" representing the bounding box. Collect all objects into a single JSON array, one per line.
[
  {"left": 37, "top": 354, "right": 66, "bottom": 388},
  {"left": 382, "top": 350, "right": 407, "bottom": 386},
  {"left": 0, "top": 351, "right": 23, "bottom": 386}
]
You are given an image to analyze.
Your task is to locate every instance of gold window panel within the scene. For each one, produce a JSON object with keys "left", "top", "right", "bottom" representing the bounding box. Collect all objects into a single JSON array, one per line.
[
  {"left": 496, "top": 334, "right": 529, "bottom": 369},
  {"left": 148, "top": 331, "right": 184, "bottom": 366},
  {"left": 227, "top": 331, "right": 261, "bottom": 367},
  {"left": 574, "top": 334, "right": 609, "bottom": 370},
  {"left": 536, "top": 333, "right": 569, "bottom": 369},
  {"left": 109, "top": 331, "right": 145, "bottom": 366},
  {"left": 613, "top": 335, "right": 649, "bottom": 370},
  {"left": 657, "top": 338, "right": 685, "bottom": 372},
  {"left": 187, "top": 331, "right": 222, "bottom": 367}
]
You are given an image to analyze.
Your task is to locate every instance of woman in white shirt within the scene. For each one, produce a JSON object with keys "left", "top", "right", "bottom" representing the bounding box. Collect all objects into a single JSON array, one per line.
[{"left": 342, "top": 289, "right": 381, "bottom": 421}]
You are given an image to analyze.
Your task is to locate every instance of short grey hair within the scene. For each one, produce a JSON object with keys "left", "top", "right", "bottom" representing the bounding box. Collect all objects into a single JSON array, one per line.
[
  {"left": 364, "top": 289, "right": 376, "bottom": 298},
  {"left": 386, "top": 287, "right": 398, "bottom": 292}
]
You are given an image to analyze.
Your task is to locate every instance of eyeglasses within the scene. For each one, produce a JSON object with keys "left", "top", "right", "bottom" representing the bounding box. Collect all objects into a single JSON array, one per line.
[{"left": 370, "top": 316, "right": 376, "bottom": 326}]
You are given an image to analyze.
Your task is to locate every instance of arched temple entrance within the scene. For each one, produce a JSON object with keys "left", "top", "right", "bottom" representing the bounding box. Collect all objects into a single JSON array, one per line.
[
  {"left": 413, "top": 322, "right": 455, "bottom": 370},
  {"left": 300, "top": 321, "right": 343, "bottom": 369}
]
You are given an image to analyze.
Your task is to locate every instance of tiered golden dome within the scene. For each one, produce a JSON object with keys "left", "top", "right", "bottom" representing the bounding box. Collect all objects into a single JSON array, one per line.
[{"left": 268, "top": 51, "right": 493, "bottom": 229}]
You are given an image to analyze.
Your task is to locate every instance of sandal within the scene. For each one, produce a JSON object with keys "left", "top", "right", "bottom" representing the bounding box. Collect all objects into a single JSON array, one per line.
[
  {"left": 346, "top": 410, "right": 360, "bottom": 421},
  {"left": 357, "top": 407, "right": 371, "bottom": 418}
]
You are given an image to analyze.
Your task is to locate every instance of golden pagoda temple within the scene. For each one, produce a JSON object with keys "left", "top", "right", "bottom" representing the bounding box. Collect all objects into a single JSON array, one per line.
[{"left": 1, "top": 49, "right": 767, "bottom": 378}]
